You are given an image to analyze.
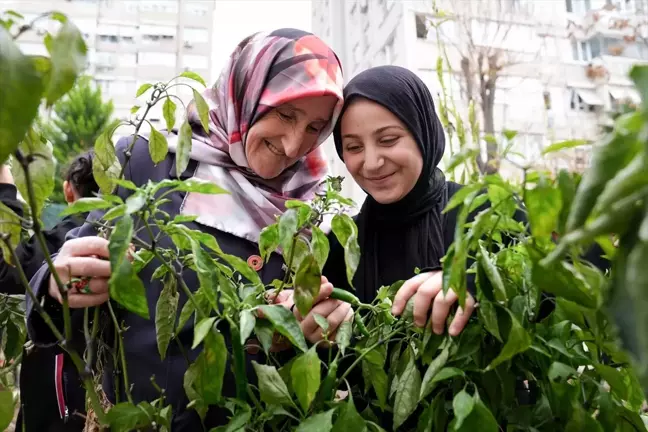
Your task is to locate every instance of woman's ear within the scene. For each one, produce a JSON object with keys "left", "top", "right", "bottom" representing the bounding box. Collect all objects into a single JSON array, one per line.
[{"left": 63, "top": 180, "right": 77, "bottom": 204}]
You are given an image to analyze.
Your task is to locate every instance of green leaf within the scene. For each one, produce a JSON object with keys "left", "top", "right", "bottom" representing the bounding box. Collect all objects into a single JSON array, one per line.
[
  {"left": 0, "top": 202, "right": 23, "bottom": 264},
  {"left": 313, "top": 313, "right": 329, "bottom": 332},
  {"left": 443, "top": 183, "right": 481, "bottom": 214},
  {"left": 291, "top": 347, "right": 321, "bottom": 411},
  {"left": 136, "top": 83, "right": 153, "bottom": 97},
  {"left": 125, "top": 190, "right": 146, "bottom": 215},
  {"left": 193, "top": 316, "right": 217, "bottom": 349},
  {"left": 259, "top": 224, "right": 279, "bottom": 262},
  {"left": 278, "top": 208, "right": 299, "bottom": 253},
  {"left": 295, "top": 409, "right": 336, "bottom": 432},
  {"left": 333, "top": 400, "right": 366, "bottom": 432},
  {"left": 477, "top": 299, "right": 501, "bottom": 341},
  {"left": 0, "top": 28, "right": 44, "bottom": 165},
  {"left": 454, "top": 399, "right": 498, "bottom": 432},
  {"left": 176, "top": 121, "right": 193, "bottom": 177},
  {"left": 180, "top": 71, "right": 207, "bottom": 87},
  {"left": 192, "top": 89, "right": 210, "bottom": 133},
  {"left": 254, "top": 318, "right": 275, "bottom": 354},
  {"left": 362, "top": 348, "right": 389, "bottom": 409},
  {"left": 130, "top": 105, "right": 140, "bottom": 114},
  {"left": 156, "top": 275, "right": 178, "bottom": 360},
  {"left": 163, "top": 97, "right": 177, "bottom": 131},
  {"left": 532, "top": 257, "right": 598, "bottom": 309},
  {"left": 525, "top": 176, "right": 562, "bottom": 237},
  {"left": 172, "top": 178, "right": 228, "bottom": 194},
  {"left": 311, "top": 225, "right": 330, "bottom": 271},
  {"left": 453, "top": 389, "right": 475, "bottom": 429},
  {"left": 45, "top": 20, "right": 87, "bottom": 106},
  {"left": 335, "top": 320, "right": 352, "bottom": 354},
  {"left": 564, "top": 404, "right": 604, "bottom": 432},
  {"left": 106, "top": 402, "right": 150, "bottom": 432},
  {"left": 93, "top": 132, "right": 121, "bottom": 194},
  {"left": 542, "top": 139, "right": 589, "bottom": 155},
  {"left": 331, "top": 214, "right": 360, "bottom": 287},
  {"left": 252, "top": 361, "right": 293, "bottom": 406},
  {"left": 149, "top": 127, "right": 169, "bottom": 164},
  {"left": 257, "top": 305, "right": 308, "bottom": 352},
  {"left": 446, "top": 147, "right": 480, "bottom": 172},
  {"left": 477, "top": 245, "right": 507, "bottom": 303},
  {"left": 393, "top": 356, "right": 422, "bottom": 430},
  {"left": 184, "top": 330, "right": 227, "bottom": 406},
  {"left": 12, "top": 128, "right": 55, "bottom": 219},
  {"left": 294, "top": 254, "right": 322, "bottom": 316},
  {"left": 108, "top": 216, "right": 149, "bottom": 319},
  {"left": 239, "top": 310, "right": 256, "bottom": 345},
  {"left": 595, "top": 364, "right": 628, "bottom": 401},
  {"left": 0, "top": 389, "right": 14, "bottom": 432},
  {"left": 548, "top": 362, "right": 577, "bottom": 381},
  {"left": 420, "top": 346, "right": 449, "bottom": 400},
  {"left": 219, "top": 252, "right": 263, "bottom": 288},
  {"left": 630, "top": 64, "right": 648, "bottom": 105},
  {"left": 486, "top": 309, "right": 532, "bottom": 370}
]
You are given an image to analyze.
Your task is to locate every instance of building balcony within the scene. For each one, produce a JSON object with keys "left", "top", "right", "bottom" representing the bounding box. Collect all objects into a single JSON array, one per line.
[
  {"left": 181, "top": 41, "right": 211, "bottom": 56},
  {"left": 95, "top": 39, "right": 138, "bottom": 53},
  {"left": 138, "top": 40, "right": 179, "bottom": 53}
]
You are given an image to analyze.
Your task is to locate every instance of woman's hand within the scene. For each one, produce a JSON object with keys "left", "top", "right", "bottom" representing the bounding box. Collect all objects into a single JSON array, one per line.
[
  {"left": 391, "top": 271, "right": 476, "bottom": 337},
  {"left": 48, "top": 237, "right": 113, "bottom": 308},
  {"left": 265, "top": 276, "right": 353, "bottom": 349}
]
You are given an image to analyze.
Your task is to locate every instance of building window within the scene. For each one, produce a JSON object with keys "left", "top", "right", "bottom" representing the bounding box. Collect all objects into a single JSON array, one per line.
[
  {"left": 183, "top": 27, "right": 208, "bottom": 44},
  {"left": 569, "top": 88, "right": 600, "bottom": 112},
  {"left": 138, "top": 52, "right": 176, "bottom": 67},
  {"left": 182, "top": 54, "right": 208, "bottom": 70},
  {"left": 186, "top": 2, "right": 209, "bottom": 16},
  {"left": 571, "top": 37, "right": 601, "bottom": 61},
  {"left": 415, "top": 14, "right": 428, "bottom": 39},
  {"left": 139, "top": 0, "right": 178, "bottom": 13},
  {"left": 140, "top": 25, "right": 176, "bottom": 44},
  {"left": 565, "top": 0, "right": 592, "bottom": 13}
]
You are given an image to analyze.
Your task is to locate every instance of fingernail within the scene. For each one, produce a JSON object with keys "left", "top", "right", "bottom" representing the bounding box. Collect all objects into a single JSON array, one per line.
[{"left": 433, "top": 327, "right": 443, "bottom": 335}]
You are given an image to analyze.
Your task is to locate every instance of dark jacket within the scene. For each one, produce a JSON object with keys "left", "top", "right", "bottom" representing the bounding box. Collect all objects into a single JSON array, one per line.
[
  {"left": 0, "top": 183, "right": 88, "bottom": 432},
  {"left": 26, "top": 137, "right": 290, "bottom": 431}
]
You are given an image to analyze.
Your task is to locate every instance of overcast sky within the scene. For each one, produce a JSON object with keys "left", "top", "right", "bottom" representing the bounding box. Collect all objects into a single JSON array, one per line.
[{"left": 210, "top": 0, "right": 313, "bottom": 83}]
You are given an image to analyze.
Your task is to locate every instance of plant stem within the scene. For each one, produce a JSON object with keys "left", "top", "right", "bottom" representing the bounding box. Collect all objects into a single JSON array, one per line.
[
  {"left": 229, "top": 317, "right": 248, "bottom": 400},
  {"left": 337, "top": 325, "right": 404, "bottom": 386},
  {"left": 275, "top": 235, "right": 298, "bottom": 296},
  {"left": 107, "top": 301, "right": 134, "bottom": 404},
  {"left": 15, "top": 150, "right": 72, "bottom": 343}
]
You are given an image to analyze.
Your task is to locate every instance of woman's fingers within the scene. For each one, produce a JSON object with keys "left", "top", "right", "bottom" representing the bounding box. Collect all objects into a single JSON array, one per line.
[
  {"left": 66, "top": 292, "right": 110, "bottom": 309},
  {"left": 431, "top": 289, "right": 459, "bottom": 335},
  {"left": 309, "top": 301, "right": 350, "bottom": 340},
  {"left": 60, "top": 237, "right": 110, "bottom": 259},
  {"left": 301, "top": 299, "right": 341, "bottom": 340},
  {"left": 54, "top": 257, "right": 112, "bottom": 279},
  {"left": 313, "top": 282, "right": 334, "bottom": 305},
  {"left": 448, "top": 295, "right": 476, "bottom": 337},
  {"left": 392, "top": 272, "right": 432, "bottom": 315},
  {"left": 413, "top": 272, "right": 442, "bottom": 327}
]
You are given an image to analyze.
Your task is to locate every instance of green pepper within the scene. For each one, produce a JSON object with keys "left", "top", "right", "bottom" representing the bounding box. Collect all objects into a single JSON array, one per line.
[
  {"left": 566, "top": 131, "right": 641, "bottom": 233},
  {"left": 354, "top": 310, "right": 370, "bottom": 337},
  {"left": 316, "top": 360, "right": 338, "bottom": 404},
  {"left": 593, "top": 155, "right": 648, "bottom": 215},
  {"left": 543, "top": 186, "right": 646, "bottom": 266},
  {"left": 330, "top": 287, "right": 361, "bottom": 307}
]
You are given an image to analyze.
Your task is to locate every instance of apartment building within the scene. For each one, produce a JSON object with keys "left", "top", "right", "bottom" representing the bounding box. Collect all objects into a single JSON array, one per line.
[
  {"left": 6, "top": 0, "right": 215, "bottom": 131},
  {"left": 313, "top": 0, "right": 646, "bottom": 184}
]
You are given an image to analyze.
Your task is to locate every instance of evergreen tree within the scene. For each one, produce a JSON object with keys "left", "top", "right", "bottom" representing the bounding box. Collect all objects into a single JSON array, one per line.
[{"left": 43, "top": 76, "right": 114, "bottom": 203}]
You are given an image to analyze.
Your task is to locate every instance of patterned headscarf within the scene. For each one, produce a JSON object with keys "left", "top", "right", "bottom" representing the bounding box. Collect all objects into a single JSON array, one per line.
[{"left": 167, "top": 29, "right": 344, "bottom": 244}]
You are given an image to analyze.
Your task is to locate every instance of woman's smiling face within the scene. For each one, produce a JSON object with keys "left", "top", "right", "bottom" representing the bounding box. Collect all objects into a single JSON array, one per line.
[
  {"left": 245, "top": 95, "right": 338, "bottom": 179},
  {"left": 339, "top": 98, "right": 423, "bottom": 204}
]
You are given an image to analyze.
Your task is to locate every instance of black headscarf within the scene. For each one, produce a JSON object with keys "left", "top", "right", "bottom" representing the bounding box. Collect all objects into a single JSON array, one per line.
[{"left": 332, "top": 65, "right": 447, "bottom": 301}]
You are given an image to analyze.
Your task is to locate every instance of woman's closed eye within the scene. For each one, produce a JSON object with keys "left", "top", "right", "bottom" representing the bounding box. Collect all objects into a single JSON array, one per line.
[
  {"left": 307, "top": 122, "right": 326, "bottom": 134},
  {"left": 379, "top": 136, "right": 399, "bottom": 145},
  {"left": 277, "top": 110, "right": 295, "bottom": 122}
]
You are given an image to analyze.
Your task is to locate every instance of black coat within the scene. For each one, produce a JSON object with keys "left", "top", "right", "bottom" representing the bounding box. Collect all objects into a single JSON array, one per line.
[{"left": 26, "top": 137, "right": 290, "bottom": 431}]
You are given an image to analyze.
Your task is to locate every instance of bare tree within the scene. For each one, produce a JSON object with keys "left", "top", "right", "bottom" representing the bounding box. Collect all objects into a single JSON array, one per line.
[{"left": 429, "top": 0, "right": 543, "bottom": 173}]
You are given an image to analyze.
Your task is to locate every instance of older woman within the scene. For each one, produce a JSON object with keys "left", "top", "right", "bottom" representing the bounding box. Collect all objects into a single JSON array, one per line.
[{"left": 26, "top": 29, "right": 348, "bottom": 430}]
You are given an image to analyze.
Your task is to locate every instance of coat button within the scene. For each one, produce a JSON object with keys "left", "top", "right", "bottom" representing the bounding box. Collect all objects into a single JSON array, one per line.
[{"left": 247, "top": 255, "right": 263, "bottom": 271}]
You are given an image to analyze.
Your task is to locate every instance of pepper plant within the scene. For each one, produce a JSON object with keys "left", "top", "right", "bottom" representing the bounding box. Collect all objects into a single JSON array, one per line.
[{"left": 2, "top": 9, "right": 648, "bottom": 432}]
